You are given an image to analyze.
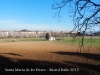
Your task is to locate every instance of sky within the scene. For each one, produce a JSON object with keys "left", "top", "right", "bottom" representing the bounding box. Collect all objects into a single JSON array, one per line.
[
  {"left": 0, "top": 0, "right": 74, "bottom": 31},
  {"left": 0, "top": 0, "right": 99, "bottom": 32}
]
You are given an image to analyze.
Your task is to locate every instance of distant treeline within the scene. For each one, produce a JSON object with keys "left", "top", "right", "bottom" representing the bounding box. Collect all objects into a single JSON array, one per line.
[
  {"left": 0, "top": 30, "right": 99, "bottom": 38},
  {"left": 0, "top": 30, "right": 69, "bottom": 38}
]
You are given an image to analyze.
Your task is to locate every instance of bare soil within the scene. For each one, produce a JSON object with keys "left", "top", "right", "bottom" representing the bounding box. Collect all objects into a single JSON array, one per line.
[{"left": 0, "top": 41, "right": 100, "bottom": 75}]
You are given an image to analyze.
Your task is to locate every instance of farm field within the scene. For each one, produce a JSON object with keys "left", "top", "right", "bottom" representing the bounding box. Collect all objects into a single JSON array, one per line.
[
  {"left": 0, "top": 37, "right": 100, "bottom": 75},
  {"left": 54, "top": 36, "right": 100, "bottom": 47},
  {"left": 0, "top": 36, "right": 99, "bottom": 47}
]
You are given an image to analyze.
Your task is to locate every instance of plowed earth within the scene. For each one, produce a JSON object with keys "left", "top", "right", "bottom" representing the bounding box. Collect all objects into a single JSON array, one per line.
[{"left": 0, "top": 41, "right": 100, "bottom": 75}]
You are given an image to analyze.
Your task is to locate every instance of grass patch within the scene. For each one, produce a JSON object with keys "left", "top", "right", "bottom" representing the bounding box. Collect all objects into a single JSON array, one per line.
[
  {"left": 54, "top": 37, "right": 72, "bottom": 44},
  {"left": 54, "top": 36, "right": 100, "bottom": 47},
  {"left": 0, "top": 36, "right": 99, "bottom": 47},
  {"left": 0, "top": 38, "right": 45, "bottom": 43},
  {"left": 20, "top": 38, "right": 45, "bottom": 41}
]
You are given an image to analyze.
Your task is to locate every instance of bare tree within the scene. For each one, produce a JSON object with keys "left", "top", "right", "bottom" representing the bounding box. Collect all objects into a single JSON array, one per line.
[{"left": 52, "top": 0, "right": 100, "bottom": 52}]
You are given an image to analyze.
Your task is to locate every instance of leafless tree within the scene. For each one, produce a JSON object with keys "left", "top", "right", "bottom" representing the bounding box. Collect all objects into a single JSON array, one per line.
[{"left": 52, "top": 0, "right": 100, "bottom": 52}]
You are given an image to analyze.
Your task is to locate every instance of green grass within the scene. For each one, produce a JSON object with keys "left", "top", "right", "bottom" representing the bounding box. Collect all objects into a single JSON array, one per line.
[
  {"left": 20, "top": 38, "right": 45, "bottom": 41},
  {"left": 54, "top": 36, "right": 100, "bottom": 47},
  {"left": 0, "top": 36, "right": 99, "bottom": 47},
  {"left": 54, "top": 37, "right": 73, "bottom": 44},
  {"left": 0, "top": 38, "right": 45, "bottom": 43}
]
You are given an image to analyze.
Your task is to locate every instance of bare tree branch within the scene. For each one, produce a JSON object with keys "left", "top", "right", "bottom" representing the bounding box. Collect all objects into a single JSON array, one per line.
[{"left": 52, "top": 0, "right": 100, "bottom": 52}]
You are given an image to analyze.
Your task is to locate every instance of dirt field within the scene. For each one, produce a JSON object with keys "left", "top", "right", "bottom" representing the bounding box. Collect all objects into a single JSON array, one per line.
[{"left": 0, "top": 41, "right": 100, "bottom": 75}]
